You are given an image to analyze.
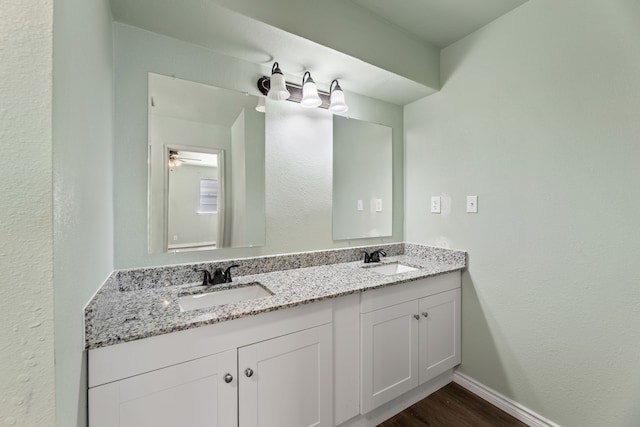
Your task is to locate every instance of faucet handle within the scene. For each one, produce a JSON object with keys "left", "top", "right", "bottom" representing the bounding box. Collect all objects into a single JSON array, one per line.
[
  {"left": 197, "top": 269, "right": 212, "bottom": 286},
  {"left": 362, "top": 251, "right": 371, "bottom": 264},
  {"left": 223, "top": 265, "right": 240, "bottom": 282},
  {"left": 369, "top": 249, "right": 387, "bottom": 263}
]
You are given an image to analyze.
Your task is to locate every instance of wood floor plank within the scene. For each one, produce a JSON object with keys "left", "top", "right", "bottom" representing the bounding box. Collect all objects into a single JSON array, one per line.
[{"left": 377, "top": 382, "right": 528, "bottom": 427}]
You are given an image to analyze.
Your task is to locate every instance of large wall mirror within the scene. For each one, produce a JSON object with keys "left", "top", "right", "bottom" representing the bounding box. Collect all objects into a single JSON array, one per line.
[
  {"left": 333, "top": 116, "right": 393, "bottom": 240},
  {"left": 148, "top": 73, "right": 265, "bottom": 253}
]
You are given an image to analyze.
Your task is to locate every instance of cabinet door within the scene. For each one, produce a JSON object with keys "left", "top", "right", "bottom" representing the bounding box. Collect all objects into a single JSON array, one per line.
[
  {"left": 89, "top": 350, "right": 237, "bottom": 427},
  {"left": 360, "top": 300, "right": 420, "bottom": 414},
  {"left": 238, "top": 324, "right": 333, "bottom": 427},
  {"left": 418, "top": 288, "right": 461, "bottom": 384}
]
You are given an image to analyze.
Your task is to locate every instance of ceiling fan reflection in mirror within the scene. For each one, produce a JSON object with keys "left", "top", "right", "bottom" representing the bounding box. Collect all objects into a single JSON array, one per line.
[
  {"left": 168, "top": 150, "right": 218, "bottom": 170},
  {"left": 168, "top": 150, "right": 202, "bottom": 168}
]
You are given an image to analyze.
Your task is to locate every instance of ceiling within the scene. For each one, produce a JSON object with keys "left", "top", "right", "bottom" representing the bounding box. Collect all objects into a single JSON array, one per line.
[
  {"left": 149, "top": 73, "right": 257, "bottom": 127},
  {"left": 111, "top": 0, "right": 528, "bottom": 105},
  {"left": 350, "top": 0, "right": 527, "bottom": 48}
]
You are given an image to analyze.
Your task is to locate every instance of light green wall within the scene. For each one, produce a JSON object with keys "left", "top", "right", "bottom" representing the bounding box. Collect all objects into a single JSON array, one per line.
[
  {"left": 230, "top": 110, "right": 247, "bottom": 247},
  {"left": 242, "top": 108, "right": 266, "bottom": 247},
  {"left": 333, "top": 117, "right": 393, "bottom": 240},
  {"left": 405, "top": 0, "right": 640, "bottom": 425},
  {"left": 114, "top": 23, "right": 403, "bottom": 268},
  {"left": 52, "top": 0, "right": 114, "bottom": 426},
  {"left": 0, "top": 0, "right": 56, "bottom": 426},
  {"left": 206, "top": 0, "right": 440, "bottom": 91}
]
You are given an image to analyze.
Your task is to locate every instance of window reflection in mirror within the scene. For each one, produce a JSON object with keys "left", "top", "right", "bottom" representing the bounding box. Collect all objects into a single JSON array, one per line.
[
  {"left": 333, "top": 116, "right": 392, "bottom": 240},
  {"left": 148, "top": 73, "right": 265, "bottom": 253}
]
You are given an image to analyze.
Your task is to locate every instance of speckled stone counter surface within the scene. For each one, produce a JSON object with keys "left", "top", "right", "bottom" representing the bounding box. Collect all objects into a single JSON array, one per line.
[{"left": 85, "top": 243, "right": 466, "bottom": 350}]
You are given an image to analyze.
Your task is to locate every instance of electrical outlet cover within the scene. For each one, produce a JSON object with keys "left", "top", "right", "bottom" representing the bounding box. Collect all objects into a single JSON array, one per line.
[
  {"left": 466, "top": 195, "right": 478, "bottom": 213},
  {"left": 431, "top": 196, "right": 441, "bottom": 214}
]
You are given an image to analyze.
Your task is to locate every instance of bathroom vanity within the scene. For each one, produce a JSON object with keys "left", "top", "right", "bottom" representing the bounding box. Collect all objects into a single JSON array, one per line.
[{"left": 85, "top": 244, "right": 465, "bottom": 427}]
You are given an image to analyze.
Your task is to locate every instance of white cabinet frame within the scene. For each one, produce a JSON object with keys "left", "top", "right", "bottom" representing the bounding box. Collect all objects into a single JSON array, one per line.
[{"left": 359, "top": 272, "right": 461, "bottom": 414}]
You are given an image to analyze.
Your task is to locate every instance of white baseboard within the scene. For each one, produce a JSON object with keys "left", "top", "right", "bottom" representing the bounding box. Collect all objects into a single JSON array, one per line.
[{"left": 453, "top": 372, "right": 560, "bottom": 427}]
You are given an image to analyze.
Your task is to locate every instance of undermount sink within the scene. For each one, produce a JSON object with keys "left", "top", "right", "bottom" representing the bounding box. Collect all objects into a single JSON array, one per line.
[
  {"left": 178, "top": 283, "right": 273, "bottom": 312},
  {"left": 368, "top": 262, "right": 419, "bottom": 276}
]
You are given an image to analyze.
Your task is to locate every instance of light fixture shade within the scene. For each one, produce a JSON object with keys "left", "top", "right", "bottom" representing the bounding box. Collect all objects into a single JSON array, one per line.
[
  {"left": 255, "top": 97, "right": 266, "bottom": 112},
  {"left": 329, "top": 79, "right": 348, "bottom": 114},
  {"left": 301, "top": 71, "right": 322, "bottom": 108},
  {"left": 267, "top": 62, "right": 290, "bottom": 101}
]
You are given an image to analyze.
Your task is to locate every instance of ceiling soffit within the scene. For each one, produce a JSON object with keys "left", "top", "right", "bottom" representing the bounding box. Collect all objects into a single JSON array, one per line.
[
  {"left": 350, "top": 0, "right": 528, "bottom": 48},
  {"left": 110, "top": 0, "right": 528, "bottom": 105}
]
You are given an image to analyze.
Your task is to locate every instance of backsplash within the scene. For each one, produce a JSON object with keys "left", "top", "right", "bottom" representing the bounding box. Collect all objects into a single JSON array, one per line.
[
  {"left": 404, "top": 243, "right": 466, "bottom": 265},
  {"left": 92, "top": 243, "right": 466, "bottom": 297},
  {"left": 114, "top": 243, "right": 405, "bottom": 292}
]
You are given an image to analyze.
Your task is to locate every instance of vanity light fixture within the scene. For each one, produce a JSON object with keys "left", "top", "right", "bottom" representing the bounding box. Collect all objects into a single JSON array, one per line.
[
  {"left": 257, "top": 62, "right": 349, "bottom": 113},
  {"left": 300, "top": 71, "right": 322, "bottom": 108},
  {"left": 329, "top": 79, "right": 348, "bottom": 114},
  {"left": 267, "top": 62, "right": 290, "bottom": 101}
]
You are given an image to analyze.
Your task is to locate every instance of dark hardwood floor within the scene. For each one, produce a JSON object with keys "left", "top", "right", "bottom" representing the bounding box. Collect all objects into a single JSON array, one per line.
[{"left": 377, "top": 382, "right": 528, "bottom": 427}]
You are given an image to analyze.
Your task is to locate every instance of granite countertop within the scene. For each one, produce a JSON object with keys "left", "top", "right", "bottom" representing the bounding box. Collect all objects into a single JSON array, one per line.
[{"left": 85, "top": 245, "right": 466, "bottom": 350}]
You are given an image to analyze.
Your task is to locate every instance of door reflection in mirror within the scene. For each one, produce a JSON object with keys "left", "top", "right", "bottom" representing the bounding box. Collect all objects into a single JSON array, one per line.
[
  {"left": 148, "top": 73, "right": 265, "bottom": 253},
  {"left": 167, "top": 148, "right": 224, "bottom": 251}
]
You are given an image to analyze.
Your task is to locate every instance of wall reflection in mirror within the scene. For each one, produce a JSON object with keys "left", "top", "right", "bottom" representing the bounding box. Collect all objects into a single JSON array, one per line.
[
  {"left": 333, "top": 116, "right": 392, "bottom": 240},
  {"left": 148, "top": 73, "right": 265, "bottom": 253}
]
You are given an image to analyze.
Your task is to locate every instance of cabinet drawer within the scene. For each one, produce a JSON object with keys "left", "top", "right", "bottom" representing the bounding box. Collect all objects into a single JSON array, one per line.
[{"left": 360, "top": 271, "right": 460, "bottom": 313}]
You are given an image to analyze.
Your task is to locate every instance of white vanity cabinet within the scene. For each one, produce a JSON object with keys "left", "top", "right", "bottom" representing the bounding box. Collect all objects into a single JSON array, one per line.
[
  {"left": 89, "top": 350, "right": 238, "bottom": 427},
  {"left": 89, "top": 301, "right": 333, "bottom": 427},
  {"left": 88, "top": 269, "right": 463, "bottom": 427},
  {"left": 238, "top": 324, "right": 332, "bottom": 427},
  {"left": 359, "top": 272, "right": 461, "bottom": 414},
  {"left": 418, "top": 288, "right": 461, "bottom": 384}
]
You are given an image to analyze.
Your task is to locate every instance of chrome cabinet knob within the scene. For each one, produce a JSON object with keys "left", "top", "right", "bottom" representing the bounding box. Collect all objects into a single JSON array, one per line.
[
  {"left": 245, "top": 368, "right": 254, "bottom": 378},
  {"left": 422, "top": 312, "right": 429, "bottom": 318},
  {"left": 413, "top": 314, "right": 420, "bottom": 320},
  {"left": 223, "top": 373, "right": 233, "bottom": 383}
]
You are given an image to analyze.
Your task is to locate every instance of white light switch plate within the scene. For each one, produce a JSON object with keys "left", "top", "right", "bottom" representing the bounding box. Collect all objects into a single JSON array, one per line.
[
  {"left": 375, "top": 199, "right": 383, "bottom": 212},
  {"left": 431, "top": 196, "right": 441, "bottom": 214},
  {"left": 466, "top": 195, "right": 478, "bottom": 213},
  {"left": 357, "top": 200, "right": 363, "bottom": 211}
]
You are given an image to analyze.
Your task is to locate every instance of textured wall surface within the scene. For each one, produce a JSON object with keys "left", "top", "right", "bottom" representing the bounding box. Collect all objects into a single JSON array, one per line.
[
  {"left": 0, "top": 0, "right": 56, "bottom": 426},
  {"left": 405, "top": 0, "right": 640, "bottom": 425},
  {"left": 333, "top": 117, "right": 393, "bottom": 240},
  {"left": 52, "top": 0, "right": 114, "bottom": 425},
  {"left": 113, "top": 24, "right": 404, "bottom": 269}
]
